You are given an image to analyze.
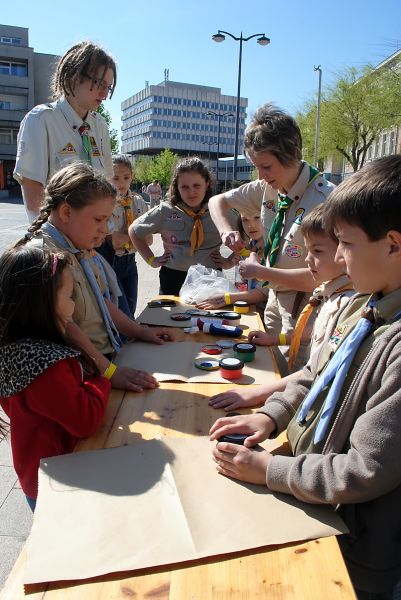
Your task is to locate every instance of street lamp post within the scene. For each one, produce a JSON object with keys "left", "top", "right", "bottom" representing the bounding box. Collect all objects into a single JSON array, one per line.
[
  {"left": 201, "top": 140, "right": 217, "bottom": 164},
  {"left": 212, "top": 30, "right": 270, "bottom": 182},
  {"left": 314, "top": 65, "right": 323, "bottom": 168},
  {"left": 207, "top": 110, "right": 234, "bottom": 183}
]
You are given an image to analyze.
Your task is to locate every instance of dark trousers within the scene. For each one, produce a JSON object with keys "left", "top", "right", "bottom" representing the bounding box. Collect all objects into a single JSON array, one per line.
[{"left": 159, "top": 266, "right": 188, "bottom": 296}]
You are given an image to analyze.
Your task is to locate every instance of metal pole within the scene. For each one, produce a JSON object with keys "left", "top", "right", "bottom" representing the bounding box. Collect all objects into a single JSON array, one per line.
[
  {"left": 314, "top": 65, "right": 322, "bottom": 167},
  {"left": 216, "top": 115, "right": 221, "bottom": 183},
  {"left": 233, "top": 34, "right": 243, "bottom": 183}
]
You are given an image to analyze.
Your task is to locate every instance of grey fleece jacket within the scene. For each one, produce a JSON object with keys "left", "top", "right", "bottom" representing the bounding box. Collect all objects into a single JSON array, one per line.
[{"left": 258, "top": 299, "right": 401, "bottom": 594}]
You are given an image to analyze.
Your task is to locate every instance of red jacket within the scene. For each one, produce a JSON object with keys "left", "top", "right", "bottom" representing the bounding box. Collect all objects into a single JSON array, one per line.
[{"left": 0, "top": 358, "right": 110, "bottom": 498}]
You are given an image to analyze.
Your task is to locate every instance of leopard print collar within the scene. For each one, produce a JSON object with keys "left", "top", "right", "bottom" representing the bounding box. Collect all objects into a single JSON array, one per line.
[{"left": 0, "top": 339, "right": 80, "bottom": 398}]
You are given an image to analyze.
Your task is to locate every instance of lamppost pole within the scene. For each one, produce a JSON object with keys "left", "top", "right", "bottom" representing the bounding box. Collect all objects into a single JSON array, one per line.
[
  {"left": 314, "top": 65, "right": 322, "bottom": 167},
  {"left": 207, "top": 110, "right": 234, "bottom": 184},
  {"left": 212, "top": 30, "right": 270, "bottom": 183}
]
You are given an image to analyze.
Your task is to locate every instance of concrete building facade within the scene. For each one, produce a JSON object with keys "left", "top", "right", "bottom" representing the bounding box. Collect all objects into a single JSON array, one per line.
[
  {"left": 121, "top": 80, "right": 248, "bottom": 161},
  {"left": 0, "top": 24, "right": 57, "bottom": 191}
]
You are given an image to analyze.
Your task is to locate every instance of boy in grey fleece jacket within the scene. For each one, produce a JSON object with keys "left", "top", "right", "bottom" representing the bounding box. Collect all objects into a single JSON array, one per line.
[{"left": 210, "top": 156, "right": 401, "bottom": 599}]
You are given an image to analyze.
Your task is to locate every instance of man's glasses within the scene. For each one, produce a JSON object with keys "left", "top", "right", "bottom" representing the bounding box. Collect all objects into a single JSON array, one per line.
[{"left": 83, "top": 74, "right": 113, "bottom": 96}]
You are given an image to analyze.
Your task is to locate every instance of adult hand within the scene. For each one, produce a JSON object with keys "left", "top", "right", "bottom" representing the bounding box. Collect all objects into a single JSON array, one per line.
[
  {"left": 151, "top": 250, "right": 171, "bottom": 268},
  {"left": 220, "top": 231, "right": 245, "bottom": 253},
  {"left": 111, "top": 365, "right": 159, "bottom": 392},
  {"left": 209, "top": 413, "right": 276, "bottom": 448},
  {"left": 139, "top": 326, "right": 175, "bottom": 344},
  {"left": 212, "top": 443, "right": 272, "bottom": 485},
  {"left": 197, "top": 294, "right": 226, "bottom": 309},
  {"left": 209, "top": 387, "right": 263, "bottom": 411},
  {"left": 248, "top": 330, "right": 277, "bottom": 346},
  {"left": 238, "top": 252, "right": 260, "bottom": 280}
]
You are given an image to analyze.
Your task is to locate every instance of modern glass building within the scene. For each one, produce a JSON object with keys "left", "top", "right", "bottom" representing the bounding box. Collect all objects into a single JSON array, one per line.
[{"left": 121, "top": 80, "right": 248, "bottom": 159}]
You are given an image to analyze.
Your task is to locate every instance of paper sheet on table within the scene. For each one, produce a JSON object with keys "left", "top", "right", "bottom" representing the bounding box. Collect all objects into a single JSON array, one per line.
[
  {"left": 24, "top": 438, "right": 347, "bottom": 584},
  {"left": 137, "top": 302, "right": 260, "bottom": 331},
  {"left": 116, "top": 341, "right": 277, "bottom": 384}
]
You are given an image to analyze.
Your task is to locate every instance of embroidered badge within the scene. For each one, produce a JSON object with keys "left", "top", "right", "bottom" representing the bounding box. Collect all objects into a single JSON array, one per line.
[
  {"left": 89, "top": 137, "right": 101, "bottom": 157},
  {"left": 285, "top": 244, "right": 303, "bottom": 259},
  {"left": 167, "top": 213, "right": 182, "bottom": 221},
  {"left": 170, "top": 234, "right": 178, "bottom": 244},
  {"left": 59, "top": 143, "right": 77, "bottom": 155},
  {"left": 329, "top": 324, "right": 347, "bottom": 349},
  {"left": 293, "top": 207, "right": 305, "bottom": 225},
  {"left": 263, "top": 200, "right": 276, "bottom": 212}
]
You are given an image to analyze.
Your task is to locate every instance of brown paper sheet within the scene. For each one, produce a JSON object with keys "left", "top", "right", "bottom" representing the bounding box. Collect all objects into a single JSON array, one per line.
[
  {"left": 115, "top": 341, "right": 277, "bottom": 384},
  {"left": 24, "top": 438, "right": 347, "bottom": 584},
  {"left": 137, "top": 303, "right": 260, "bottom": 331}
]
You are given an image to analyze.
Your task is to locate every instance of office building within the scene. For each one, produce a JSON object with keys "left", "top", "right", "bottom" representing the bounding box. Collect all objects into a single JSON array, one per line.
[
  {"left": 121, "top": 79, "right": 248, "bottom": 160},
  {"left": 0, "top": 24, "right": 57, "bottom": 190}
]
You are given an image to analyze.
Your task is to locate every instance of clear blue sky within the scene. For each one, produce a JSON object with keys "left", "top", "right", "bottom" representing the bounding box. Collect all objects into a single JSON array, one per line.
[{"left": 11, "top": 0, "right": 401, "bottom": 142}]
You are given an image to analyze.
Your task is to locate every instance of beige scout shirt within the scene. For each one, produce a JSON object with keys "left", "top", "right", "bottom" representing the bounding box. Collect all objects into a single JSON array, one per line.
[
  {"left": 14, "top": 97, "right": 113, "bottom": 186},
  {"left": 287, "top": 288, "right": 401, "bottom": 456},
  {"left": 29, "top": 230, "right": 113, "bottom": 356},
  {"left": 132, "top": 201, "right": 224, "bottom": 271},
  {"left": 112, "top": 192, "right": 148, "bottom": 257},
  {"left": 224, "top": 162, "right": 335, "bottom": 292}
]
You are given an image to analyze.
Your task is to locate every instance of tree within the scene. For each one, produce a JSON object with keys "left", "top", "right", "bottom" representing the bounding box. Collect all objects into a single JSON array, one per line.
[
  {"left": 132, "top": 156, "right": 153, "bottom": 185},
  {"left": 149, "top": 147, "right": 179, "bottom": 187},
  {"left": 96, "top": 104, "right": 119, "bottom": 154},
  {"left": 297, "top": 65, "right": 401, "bottom": 171}
]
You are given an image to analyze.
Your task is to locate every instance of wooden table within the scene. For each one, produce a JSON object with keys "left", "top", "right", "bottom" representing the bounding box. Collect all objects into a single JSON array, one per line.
[{"left": 0, "top": 304, "right": 356, "bottom": 600}]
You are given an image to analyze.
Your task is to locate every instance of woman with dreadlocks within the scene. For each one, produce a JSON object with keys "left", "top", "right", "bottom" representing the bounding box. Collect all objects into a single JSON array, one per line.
[{"left": 14, "top": 41, "right": 116, "bottom": 223}]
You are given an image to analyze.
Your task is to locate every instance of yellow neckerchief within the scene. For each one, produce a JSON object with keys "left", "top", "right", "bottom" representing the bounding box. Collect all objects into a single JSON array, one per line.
[
  {"left": 287, "top": 279, "right": 354, "bottom": 370},
  {"left": 179, "top": 203, "right": 208, "bottom": 255},
  {"left": 118, "top": 194, "right": 134, "bottom": 228}
]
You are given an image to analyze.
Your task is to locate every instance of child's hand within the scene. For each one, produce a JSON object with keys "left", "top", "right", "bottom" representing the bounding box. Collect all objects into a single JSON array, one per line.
[
  {"left": 209, "top": 413, "right": 276, "bottom": 447},
  {"left": 197, "top": 294, "right": 226, "bottom": 309},
  {"left": 151, "top": 250, "right": 171, "bottom": 267},
  {"left": 210, "top": 250, "right": 240, "bottom": 269},
  {"left": 221, "top": 231, "right": 245, "bottom": 253},
  {"left": 209, "top": 388, "right": 264, "bottom": 411},
  {"left": 238, "top": 252, "right": 260, "bottom": 280},
  {"left": 248, "top": 330, "right": 277, "bottom": 346},
  {"left": 139, "top": 326, "right": 175, "bottom": 344},
  {"left": 212, "top": 442, "right": 272, "bottom": 485},
  {"left": 111, "top": 366, "right": 159, "bottom": 392},
  {"left": 111, "top": 231, "right": 130, "bottom": 250}
]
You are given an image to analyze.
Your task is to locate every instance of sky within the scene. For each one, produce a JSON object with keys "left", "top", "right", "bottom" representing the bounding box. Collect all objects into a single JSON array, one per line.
[{"left": 10, "top": 0, "right": 401, "bottom": 143}]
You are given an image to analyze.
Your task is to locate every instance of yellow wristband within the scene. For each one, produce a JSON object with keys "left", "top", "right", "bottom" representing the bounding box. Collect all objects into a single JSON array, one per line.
[
  {"left": 147, "top": 256, "right": 156, "bottom": 266},
  {"left": 103, "top": 362, "right": 117, "bottom": 380},
  {"left": 278, "top": 333, "right": 287, "bottom": 346},
  {"left": 224, "top": 292, "right": 232, "bottom": 305}
]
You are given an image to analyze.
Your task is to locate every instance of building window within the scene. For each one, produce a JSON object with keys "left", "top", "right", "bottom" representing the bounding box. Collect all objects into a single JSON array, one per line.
[
  {"left": 0, "top": 94, "right": 28, "bottom": 110},
  {"left": 0, "top": 128, "right": 18, "bottom": 144},
  {"left": 0, "top": 36, "right": 22, "bottom": 45},
  {"left": 382, "top": 133, "right": 388, "bottom": 156},
  {"left": 389, "top": 130, "right": 396, "bottom": 155},
  {"left": 0, "top": 61, "right": 27, "bottom": 76}
]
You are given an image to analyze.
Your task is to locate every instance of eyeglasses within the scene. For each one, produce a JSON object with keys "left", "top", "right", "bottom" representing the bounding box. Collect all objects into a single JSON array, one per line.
[{"left": 83, "top": 73, "right": 113, "bottom": 96}]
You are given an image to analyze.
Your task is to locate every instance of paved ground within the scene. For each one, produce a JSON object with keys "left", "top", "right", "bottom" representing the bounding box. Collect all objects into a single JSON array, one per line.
[{"left": 0, "top": 194, "right": 164, "bottom": 589}]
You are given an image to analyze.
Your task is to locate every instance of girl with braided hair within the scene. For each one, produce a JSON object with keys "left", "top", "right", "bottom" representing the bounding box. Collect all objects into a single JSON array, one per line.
[
  {"left": 0, "top": 245, "right": 111, "bottom": 510},
  {"left": 14, "top": 40, "right": 116, "bottom": 223},
  {"left": 21, "top": 161, "right": 174, "bottom": 394}
]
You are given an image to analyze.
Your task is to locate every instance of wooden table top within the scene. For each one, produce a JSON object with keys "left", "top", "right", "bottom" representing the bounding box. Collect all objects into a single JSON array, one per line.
[{"left": 0, "top": 302, "right": 356, "bottom": 600}]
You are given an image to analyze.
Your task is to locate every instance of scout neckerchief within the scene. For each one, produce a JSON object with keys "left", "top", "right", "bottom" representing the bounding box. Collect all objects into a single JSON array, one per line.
[
  {"left": 78, "top": 121, "right": 92, "bottom": 165},
  {"left": 287, "top": 278, "right": 354, "bottom": 370},
  {"left": 180, "top": 204, "right": 207, "bottom": 256},
  {"left": 296, "top": 299, "right": 379, "bottom": 443},
  {"left": 119, "top": 194, "right": 134, "bottom": 228},
  {"left": 40, "top": 222, "right": 121, "bottom": 353},
  {"left": 262, "top": 165, "right": 321, "bottom": 268}
]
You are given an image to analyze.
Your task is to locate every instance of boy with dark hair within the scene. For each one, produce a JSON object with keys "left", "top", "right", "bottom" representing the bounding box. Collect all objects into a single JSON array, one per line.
[{"left": 210, "top": 155, "right": 401, "bottom": 598}]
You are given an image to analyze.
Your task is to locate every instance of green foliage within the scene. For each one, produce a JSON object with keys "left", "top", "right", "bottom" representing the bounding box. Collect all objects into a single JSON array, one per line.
[
  {"left": 297, "top": 64, "right": 401, "bottom": 172},
  {"left": 250, "top": 166, "right": 259, "bottom": 181},
  {"left": 132, "top": 148, "right": 179, "bottom": 187},
  {"left": 96, "top": 104, "right": 119, "bottom": 154}
]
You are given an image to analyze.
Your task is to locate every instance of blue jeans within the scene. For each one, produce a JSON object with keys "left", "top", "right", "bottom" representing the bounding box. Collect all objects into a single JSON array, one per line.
[{"left": 113, "top": 253, "right": 138, "bottom": 318}]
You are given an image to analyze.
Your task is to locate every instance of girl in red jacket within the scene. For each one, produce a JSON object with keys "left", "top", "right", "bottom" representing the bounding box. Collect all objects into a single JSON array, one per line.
[{"left": 0, "top": 245, "right": 111, "bottom": 511}]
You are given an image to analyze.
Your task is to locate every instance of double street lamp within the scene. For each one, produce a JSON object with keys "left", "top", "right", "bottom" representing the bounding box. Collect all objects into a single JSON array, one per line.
[
  {"left": 212, "top": 30, "right": 270, "bottom": 182},
  {"left": 207, "top": 110, "right": 234, "bottom": 180}
]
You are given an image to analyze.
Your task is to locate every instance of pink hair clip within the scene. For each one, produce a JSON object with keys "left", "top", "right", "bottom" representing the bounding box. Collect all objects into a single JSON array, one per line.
[{"left": 50, "top": 253, "right": 58, "bottom": 276}]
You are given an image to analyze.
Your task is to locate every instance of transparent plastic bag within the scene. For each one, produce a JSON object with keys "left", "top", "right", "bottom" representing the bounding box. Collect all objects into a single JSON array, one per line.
[{"left": 179, "top": 264, "right": 236, "bottom": 304}]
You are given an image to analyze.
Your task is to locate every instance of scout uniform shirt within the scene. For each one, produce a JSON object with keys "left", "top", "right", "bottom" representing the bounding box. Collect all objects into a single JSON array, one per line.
[
  {"left": 14, "top": 96, "right": 113, "bottom": 186},
  {"left": 28, "top": 230, "right": 114, "bottom": 356},
  {"left": 111, "top": 192, "right": 148, "bottom": 257},
  {"left": 132, "top": 201, "right": 223, "bottom": 271}
]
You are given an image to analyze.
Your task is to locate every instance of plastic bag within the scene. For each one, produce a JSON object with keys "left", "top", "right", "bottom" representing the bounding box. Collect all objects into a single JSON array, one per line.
[{"left": 179, "top": 264, "right": 236, "bottom": 304}]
